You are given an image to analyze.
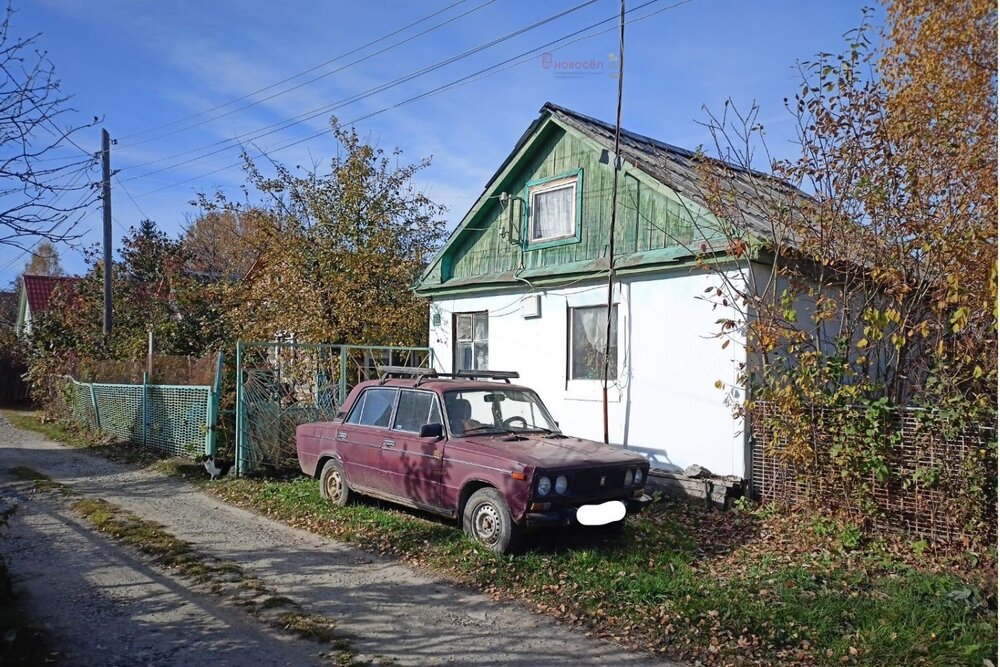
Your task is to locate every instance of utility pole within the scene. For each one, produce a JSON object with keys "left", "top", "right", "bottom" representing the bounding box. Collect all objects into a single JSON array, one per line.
[
  {"left": 602, "top": 0, "right": 625, "bottom": 444},
  {"left": 102, "top": 129, "right": 112, "bottom": 337}
]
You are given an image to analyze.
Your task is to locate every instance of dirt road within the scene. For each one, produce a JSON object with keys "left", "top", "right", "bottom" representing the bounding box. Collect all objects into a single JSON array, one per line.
[{"left": 0, "top": 417, "right": 676, "bottom": 666}]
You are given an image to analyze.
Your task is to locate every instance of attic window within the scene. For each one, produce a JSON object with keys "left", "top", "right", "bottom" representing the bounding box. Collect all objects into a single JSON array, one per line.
[{"left": 529, "top": 176, "right": 577, "bottom": 243}]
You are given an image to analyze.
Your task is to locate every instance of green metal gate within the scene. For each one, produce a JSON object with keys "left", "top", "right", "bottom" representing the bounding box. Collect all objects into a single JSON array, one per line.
[{"left": 235, "top": 341, "right": 433, "bottom": 475}]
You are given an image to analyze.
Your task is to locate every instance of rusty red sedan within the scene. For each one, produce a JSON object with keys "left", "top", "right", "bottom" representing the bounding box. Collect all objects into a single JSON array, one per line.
[{"left": 295, "top": 367, "right": 652, "bottom": 553}]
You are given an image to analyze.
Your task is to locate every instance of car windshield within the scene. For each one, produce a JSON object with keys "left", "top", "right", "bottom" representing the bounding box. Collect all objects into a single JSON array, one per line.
[{"left": 443, "top": 388, "right": 559, "bottom": 436}]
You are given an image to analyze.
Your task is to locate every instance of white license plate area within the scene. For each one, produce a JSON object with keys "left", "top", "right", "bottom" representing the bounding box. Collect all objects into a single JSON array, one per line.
[{"left": 576, "top": 500, "right": 627, "bottom": 526}]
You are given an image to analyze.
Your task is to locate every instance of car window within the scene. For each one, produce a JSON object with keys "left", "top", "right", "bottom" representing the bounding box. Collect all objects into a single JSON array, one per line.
[
  {"left": 392, "top": 390, "right": 442, "bottom": 433},
  {"left": 345, "top": 388, "right": 396, "bottom": 427},
  {"left": 443, "top": 388, "right": 558, "bottom": 436}
]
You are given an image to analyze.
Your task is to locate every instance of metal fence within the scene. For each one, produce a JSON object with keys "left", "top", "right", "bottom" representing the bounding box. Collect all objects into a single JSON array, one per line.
[
  {"left": 750, "top": 401, "right": 997, "bottom": 544},
  {"left": 235, "top": 341, "right": 433, "bottom": 475},
  {"left": 64, "top": 352, "right": 224, "bottom": 458}
]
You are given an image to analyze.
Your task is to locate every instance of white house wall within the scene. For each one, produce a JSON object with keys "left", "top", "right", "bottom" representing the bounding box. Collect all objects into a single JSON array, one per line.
[{"left": 427, "top": 268, "right": 748, "bottom": 477}]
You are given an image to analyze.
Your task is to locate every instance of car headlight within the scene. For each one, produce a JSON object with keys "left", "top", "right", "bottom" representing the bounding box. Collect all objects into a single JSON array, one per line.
[
  {"left": 536, "top": 475, "right": 552, "bottom": 496},
  {"left": 634, "top": 468, "right": 644, "bottom": 485},
  {"left": 624, "top": 469, "right": 633, "bottom": 486},
  {"left": 554, "top": 475, "right": 568, "bottom": 495}
]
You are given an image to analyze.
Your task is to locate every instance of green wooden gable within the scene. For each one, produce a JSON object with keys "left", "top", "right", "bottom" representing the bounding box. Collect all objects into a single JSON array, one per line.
[{"left": 415, "top": 103, "right": 734, "bottom": 296}]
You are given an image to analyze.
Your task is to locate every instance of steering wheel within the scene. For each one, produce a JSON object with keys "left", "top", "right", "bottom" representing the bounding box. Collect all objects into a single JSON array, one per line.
[{"left": 502, "top": 415, "right": 529, "bottom": 429}]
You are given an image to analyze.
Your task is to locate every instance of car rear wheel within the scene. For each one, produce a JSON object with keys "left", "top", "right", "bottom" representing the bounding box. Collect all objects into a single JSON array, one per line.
[
  {"left": 463, "top": 488, "right": 521, "bottom": 554},
  {"left": 319, "top": 459, "right": 351, "bottom": 507}
]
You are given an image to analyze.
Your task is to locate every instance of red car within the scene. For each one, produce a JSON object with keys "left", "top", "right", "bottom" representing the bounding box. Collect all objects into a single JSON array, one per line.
[{"left": 295, "top": 367, "right": 652, "bottom": 553}]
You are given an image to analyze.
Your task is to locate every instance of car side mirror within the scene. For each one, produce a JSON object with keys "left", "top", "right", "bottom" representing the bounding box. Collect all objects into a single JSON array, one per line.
[{"left": 419, "top": 423, "right": 444, "bottom": 440}]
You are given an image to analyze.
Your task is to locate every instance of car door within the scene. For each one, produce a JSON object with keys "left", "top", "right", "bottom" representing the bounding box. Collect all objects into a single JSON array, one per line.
[
  {"left": 338, "top": 387, "right": 398, "bottom": 491},
  {"left": 382, "top": 389, "right": 445, "bottom": 508}
]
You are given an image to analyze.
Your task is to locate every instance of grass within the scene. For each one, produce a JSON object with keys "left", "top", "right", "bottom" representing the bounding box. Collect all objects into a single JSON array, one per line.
[{"left": 5, "top": 409, "right": 997, "bottom": 666}]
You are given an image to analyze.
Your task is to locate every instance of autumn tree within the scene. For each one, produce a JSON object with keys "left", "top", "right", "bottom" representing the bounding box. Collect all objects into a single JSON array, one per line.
[
  {"left": 690, "top": 2, "right": 996, "bottom": 528},
  {"left": 222, "top": 122, "right": 447, "bottom": 346},
  {"left": 181, "top": 202, "right": 269, "bottom": 278},
  {"left": 26, "top": 219, "right": 231, "bottom": 384},
  {"left": 23, "top": 241, "right": 64, "bottom": 276}
]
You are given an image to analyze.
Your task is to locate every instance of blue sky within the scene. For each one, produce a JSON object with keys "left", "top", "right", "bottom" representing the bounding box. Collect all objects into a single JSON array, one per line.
[{"left": 1, "top": 0, "right": 877, "bottom": 284}]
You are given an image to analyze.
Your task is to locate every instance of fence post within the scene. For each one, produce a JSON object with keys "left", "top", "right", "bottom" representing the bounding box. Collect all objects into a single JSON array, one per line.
[
  {"left": 339, "top": 345, "right": 349, "bottom": 404},
  {"left": 142, "top": 372, "right": 148, "bottom": 447},
  {"left": 89, "top": 382, "right": 101, "bottom": 430},
  {"left": 205, "top": 351, "right": 223, "bottom": 457},
  {"left": 235, "top": 341, "right": 245, "bottom": 476}
]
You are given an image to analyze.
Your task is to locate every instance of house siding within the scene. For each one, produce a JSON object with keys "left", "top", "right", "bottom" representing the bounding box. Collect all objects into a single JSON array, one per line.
[
  {"left": 440, "top": 123, "right": 706, "bottom": 286},
  {"left": 428, "top": 268, "right": 748, "bottom": 477}
]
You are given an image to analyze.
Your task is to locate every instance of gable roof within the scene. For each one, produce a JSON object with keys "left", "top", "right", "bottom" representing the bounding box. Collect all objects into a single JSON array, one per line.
[
  {"left": 540, "top": 103, "right": 803, "bottom": 241},
  {"left": 21, "top": 275, "right": 81, "bottom": 316},
  {"left": 417, "top": 102, "right": 806, "bottom": 296}
]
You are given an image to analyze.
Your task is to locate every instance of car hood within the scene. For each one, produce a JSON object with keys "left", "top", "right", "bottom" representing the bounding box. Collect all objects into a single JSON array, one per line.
[{"left": 458, "top": 433, "right": 647, "bottom": 470}]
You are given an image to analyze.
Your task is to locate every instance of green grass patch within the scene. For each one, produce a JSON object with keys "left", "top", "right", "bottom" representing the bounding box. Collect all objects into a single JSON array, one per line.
[{"left": 205, "top": 476, "right": 997, "bottom": 666}]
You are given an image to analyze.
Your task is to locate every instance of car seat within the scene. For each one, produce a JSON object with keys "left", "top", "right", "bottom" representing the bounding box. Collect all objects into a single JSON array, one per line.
[{"left": 447, "top": 398, "right": 472, "bottom": 433}]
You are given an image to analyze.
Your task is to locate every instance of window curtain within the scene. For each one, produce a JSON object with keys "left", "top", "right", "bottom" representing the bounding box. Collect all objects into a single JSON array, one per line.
[
  {"left": 571, "top": 306, "right": 617, "bottom": 380},
  {"left": 532, "top": 185, "right": 575, "bottom": 240}
]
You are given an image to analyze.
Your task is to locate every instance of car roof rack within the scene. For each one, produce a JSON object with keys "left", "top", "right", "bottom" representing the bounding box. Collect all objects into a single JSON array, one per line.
[
  {"left": 454, "top": 370, "right": 519, "bottom": 383},
  {"left": 375, "top": 366, "right": 520, "bottom": 386}
]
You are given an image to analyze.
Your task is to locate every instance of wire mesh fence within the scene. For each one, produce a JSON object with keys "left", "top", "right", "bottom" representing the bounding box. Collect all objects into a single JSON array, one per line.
[
  {"left": 61, "top": 353, "right": 224, "bottom": 458},
  {"left": 235, "top": 342, "right": 433, "bottom": 475}
]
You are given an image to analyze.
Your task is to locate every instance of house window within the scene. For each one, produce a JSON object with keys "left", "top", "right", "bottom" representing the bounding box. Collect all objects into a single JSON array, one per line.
[
  {"left": 454, "top": 312, "right": 488, "bottom": 371},
  {"left": 569, "top": 305, "right": 618, "bottom": 380},
  {"left": 529, "top": 176, "right": 577, "bottom": 242}
]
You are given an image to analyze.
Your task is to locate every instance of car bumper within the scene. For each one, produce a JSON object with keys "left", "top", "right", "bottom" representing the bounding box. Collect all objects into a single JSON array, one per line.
[{"left": 522, "top": 493, "right": 653, "bottom": 528}]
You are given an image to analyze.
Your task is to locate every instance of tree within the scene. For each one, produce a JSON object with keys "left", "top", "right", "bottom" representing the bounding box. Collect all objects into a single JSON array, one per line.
[
  {"left": 0, "top": 3, "right": 99, "bottom": 250},
  {"left": 181, "top": 202, "right": 268, "bottom": 279},
  {"left": 223, "top": 122, "right": 447, "bottom": 346},
  {"left": 22, "top": 241, "right": 63, "bottom": 276},
  {"left": 689, "top": 2, "right": 996, "bottom": 529}
]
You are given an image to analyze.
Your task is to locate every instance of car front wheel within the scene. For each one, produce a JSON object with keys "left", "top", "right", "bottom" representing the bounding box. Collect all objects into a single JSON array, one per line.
[
  {"left": 319, "top": 459, "right": 351, "bottom": 507},
  {"left": 463, "top": 487, "right": 521, "bottom": 554}
]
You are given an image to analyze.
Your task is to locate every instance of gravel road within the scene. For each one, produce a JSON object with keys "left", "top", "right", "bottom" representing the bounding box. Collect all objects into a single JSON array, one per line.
[{"left": 0, "top": 417, "right": 678, "bottom": 666}]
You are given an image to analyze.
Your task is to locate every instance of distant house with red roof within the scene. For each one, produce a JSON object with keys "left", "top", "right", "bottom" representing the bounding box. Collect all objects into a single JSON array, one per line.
[{"left": 15, "top": 274, "right": 81, "bottom": 336}]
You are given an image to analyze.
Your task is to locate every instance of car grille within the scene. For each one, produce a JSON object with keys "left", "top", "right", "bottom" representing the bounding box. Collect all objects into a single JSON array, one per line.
[{"left": 571, "top": 468, "right": 626, "bottom": 495}]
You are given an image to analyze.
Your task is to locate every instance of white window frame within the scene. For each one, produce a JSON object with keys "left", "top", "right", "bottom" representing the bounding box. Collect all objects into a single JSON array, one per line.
[
  {"left": 528, "top": 176, "right": 578, "bottom": 243},
  {"left": 453, "top": 311, "right": 488, "bottom": 371}
]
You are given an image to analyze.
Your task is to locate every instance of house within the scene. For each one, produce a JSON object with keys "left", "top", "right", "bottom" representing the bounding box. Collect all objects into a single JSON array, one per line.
[
  {"left": 415, "top": 103, "right": 803, "bottom": 479},
  {"left": 15, "top": 274, "right": 81, "bottom": 337}
]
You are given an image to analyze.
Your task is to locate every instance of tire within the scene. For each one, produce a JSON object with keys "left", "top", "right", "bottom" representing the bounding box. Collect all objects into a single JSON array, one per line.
[
  {"left": 463, "top": 487, "right": 521, "bottom": 554},
  {"left": 319, "top": 459, "right": 351, "bottom": 507}
]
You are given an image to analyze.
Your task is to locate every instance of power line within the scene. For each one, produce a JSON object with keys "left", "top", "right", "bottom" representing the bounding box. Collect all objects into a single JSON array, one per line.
[
  {"left": 130, "top": 0, "right": 689, "bottom": 199},
  {"left": 119, "top": 0, "right": 600, "bottom": 180},
  {"left": 117, "top": 0, "right": 485, "bottom": 146},
  {"left": 114, "top": 173, "right": 150, "bottom": 220}
]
